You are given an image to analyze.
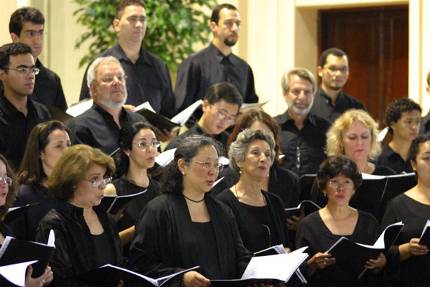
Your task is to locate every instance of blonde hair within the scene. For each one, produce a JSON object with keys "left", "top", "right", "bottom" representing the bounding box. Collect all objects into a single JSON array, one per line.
[{"left": 326, "top": 109, "right": 381, "bottom": 160}]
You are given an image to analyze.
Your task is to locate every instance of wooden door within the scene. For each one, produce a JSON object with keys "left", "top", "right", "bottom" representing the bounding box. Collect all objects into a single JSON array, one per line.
[{"left": 319, "top": 6, "right": 408, "bottom": 122}]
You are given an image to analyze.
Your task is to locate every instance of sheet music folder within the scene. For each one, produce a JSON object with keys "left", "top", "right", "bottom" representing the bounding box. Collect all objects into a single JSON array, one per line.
[{"left": 77, "top": 264, "right": 198, "bottom": 287}]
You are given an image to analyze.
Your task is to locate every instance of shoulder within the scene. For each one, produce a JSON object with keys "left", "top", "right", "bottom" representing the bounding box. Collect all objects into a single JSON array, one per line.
[
  {"left": 309, "top": 113, "right": 331, "bottom": 129},
  {"left": 264, "top": 191, "right": 285, "bottom": 208},
  {"left": 341, "top": 92, "right": 365, "bottom": 107},
  {"left": 141, "top": 49, "right": 168, "bottom": 68},
  {"left": 357, "top": 210, "right": 378, "bottom": 226},
  {"left": 216, "top": 189, "right": 235, "bottom": 204},
  {"left": 31, "top": 100, "right": 51, "bottom": 119},
  {"left": 373, "top": 165, "right": 395, "bottom": 175}
]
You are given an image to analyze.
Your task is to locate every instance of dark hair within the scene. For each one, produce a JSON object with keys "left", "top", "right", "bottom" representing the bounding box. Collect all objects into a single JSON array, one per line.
[
  {"left": 210, "top": 3, "right": 238, "bottom": 24},
  {"left": 18, "top": 120, "right": 70, "bottom": 186},
  {"left": 317, "top": 155, "right": 362, "bottom": 191},
  {"left": 47, "top": 145, "right": 115, "bottom": 201},
  {"left": 9, "top": 7, "right": 44, "bottom": 36},
  {"left": 161, "top": 135, "right": 221, "bottom": 194},
  {"left": 0, "top": 42, "right": 32, "bottom": 70},
  {"left": 0, "top": 154, "right": 17, "bottom": 220},
  {"left": 227, "top": 109, "right": 281, "bottom": 163},
  {"left": 116, "top": 0, "right": 146, "bottom": 19},
  {"left": 319, "top": 47, "right": 347, "bottom": 67},
  {"left": 115, "top": 121, "right": 154, "bottom": 177},
  {"left": 408, "top": 135, "right": 430, "bottom": 164},
  {"left": 384, "top": 98, "right": 421, "bottom": 134},
  {"left": 205, "top": 82, "right": 243, "bottom": 106}
]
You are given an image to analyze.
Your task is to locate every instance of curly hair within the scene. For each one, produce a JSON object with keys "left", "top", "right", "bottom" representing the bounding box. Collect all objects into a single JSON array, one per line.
[
  {"left": 229, "top": 129, "right": 275, "bottom": 173},
  {"left": 326, "top": 109, "right": 381, "bottom": 160},
  {"left": 317, "top": 155, "right": 362, "bottom": 191},
  {"left": 383, "top": 98, "right": 421, "bottom": 135},
  {"left": 227, "top": 109, "right": 281, "bottom": 162}
]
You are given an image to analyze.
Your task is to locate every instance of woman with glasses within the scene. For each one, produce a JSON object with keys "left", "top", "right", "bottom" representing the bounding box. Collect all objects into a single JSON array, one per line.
[
  {"left": 0, "top": 153, "right": 54, "bottom": 286},
  {"left": 377, "top": 98, "right": 421, "bottom": 173},
  {"left": 217, "top": 129, "right": 289, "bottom": 253},
  {"left": 296, "top": 155, "right": 386, "bottom": 286},
  {"left": 310, "top": 110, "right": 394, "bottom": 218},
  {"left": 129, "top": 135, "right": 252, "bottom": 286},
  {"left": 9, "top": 120, "right": 71, "bottom": 240},
  {"left": 381, "top": 135, "right": 430, "bottom": 286},
  {"left": 104, "top": 122, "right": 161, "bottom": 247},
  {"left": 36, "top": 145, "right": 122, "bottom": 286}
]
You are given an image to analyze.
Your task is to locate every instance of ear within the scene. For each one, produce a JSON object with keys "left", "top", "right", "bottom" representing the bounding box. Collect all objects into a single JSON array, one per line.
[
  {"left": 124, "top": 149, "right": 131, "bottom": 157},
  {"left": 113, "top": 18, "right": 121, "bottom": 33},
  {"left": 10, "top": 33, "right": 19, "bottom": 42},
  {"left": 427, "top": 85, "right": 430, "bottom": 95},
  {"left": 89, "top": 82, "right": 97, "bottom": 100},
  {"left": 0, "top": 70, "right": 6, "bottom": 81},
  {"left": 411, "top": 159, "right": 417, "bottom": 171},
  {"left": 177, "top": 158, "right": 187, "bottom": 175},
  {"left": 209, "top": 21, "right": 217, "bottom": 33},
  {"left": 317, "top": 66, "right": 323, "bottom": 78},
  {"left": 202, "top": 100, "right": 210, "bottom": 113}
]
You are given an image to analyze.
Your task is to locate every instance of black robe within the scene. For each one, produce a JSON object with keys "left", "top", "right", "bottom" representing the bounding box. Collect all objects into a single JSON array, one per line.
[
  {"left": 128, "top": 193, "right": 252, "bottom": 283},
  {"left": 217, "top": 190, "right": 289, "bottom": 252}
]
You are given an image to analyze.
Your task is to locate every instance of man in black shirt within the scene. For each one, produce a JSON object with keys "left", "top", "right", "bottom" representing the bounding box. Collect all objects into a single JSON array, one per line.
[
  {"left": 311, "top": 48, "right": 365, "bottom": 122},
  {"left": 421, "top": 71, "right": 430, "bottom": 134},
  {"left": 165, "top": 82, "right": 242, "bottom": 152},
  {"left": 79, "top": 0, "right": 175, "bottom": 118},
  {"left": 275, "top": 68, "right": 330, "bottom": 176},
  {"left": 8, "top": 7, "right": 67, "bottom": 112},
  {"left": 175, "top": 3, "right": 258, "bottom": 112},
  {"left": 68, "top": 56, "right": 147, "bottom": 155},
  {"left": 0, "top": 43, "right": 51, "bottom": 169}
]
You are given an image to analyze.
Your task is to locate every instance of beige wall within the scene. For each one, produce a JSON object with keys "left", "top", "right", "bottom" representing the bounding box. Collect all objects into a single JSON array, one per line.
[{"left": 1, "top": 0, "right": 429, "bottom": 117}]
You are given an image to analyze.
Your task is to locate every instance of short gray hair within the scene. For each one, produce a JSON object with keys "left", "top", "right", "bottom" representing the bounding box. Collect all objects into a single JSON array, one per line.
[
  {"left": 281, "top": 67, "right": 317, "bottom": 94},
  {"left": 228, "top": 129, "right": 275, "bottom": 172},
  {"left": 86, "top": 56, "right": 123, "bottom": 88}
]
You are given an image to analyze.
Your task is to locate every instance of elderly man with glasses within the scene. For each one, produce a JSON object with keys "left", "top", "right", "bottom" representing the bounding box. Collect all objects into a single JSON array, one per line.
[
  {"left": 68, "top": 56, "right": 149, "bottom": 155},
  {"left": 165, "top": 81, "right": 242, "bottom": 152},
  {"left": 0, "top": 42, "right": 51, "bottom": 169}
]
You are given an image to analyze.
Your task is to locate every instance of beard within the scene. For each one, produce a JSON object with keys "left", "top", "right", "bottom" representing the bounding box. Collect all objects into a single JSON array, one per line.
[
  {"left": 287, "top": 99, "right": 314, "bottom": 116},
  {"left": 224, "top": 37, "right": 238, "bottom": 47},
  {"left": 99, "top": 91, "right": 127, "bottom": 110}
]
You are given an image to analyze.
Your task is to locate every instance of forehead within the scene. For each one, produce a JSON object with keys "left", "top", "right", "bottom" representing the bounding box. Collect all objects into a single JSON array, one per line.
[
  {"left": 250, "top": 121, "right": 272, "bottom": 133},
  {"left": 417, "top": 141, "right": 430, "bottom": 154},
  {"left": 212, "top": 100, "right": 240, "bottom": 114},
  {"left": 400, "top": 110, "right": 421, "bottom": 119},
  {"left": 134, "top": 128, "right": 155, "bottom": 139},
  {"left": 120, "top": 5, "right": 146, "bottom": 19},
  {"left": 248, "top": 139, "right": 270, "bottom": 149},
  {"left": 346, "top": 120, "right": 370, "bottom": 133},
  {"left": 48, "top": 129, "right": 69, "bottom": 140},
  {"left": 96, "top": 62, "right": 124, "bottom": 77},
  {"left": 288, "top": 75, "right": 313, "bottom": 90},
  {"left": 218, "top": 8, "right": 240, "bottom": 22},
  {"left": 21, "top": 21, "right": 44, "bottom": 32},
  {"left": 8, "top": 53, "right": 34, "bottom": 66},
  {"left": 325, "top": 54, "right": 348, "bottom": 67},
  {"left": 194, "top": 144, "right": 218, "bottom": 159}
]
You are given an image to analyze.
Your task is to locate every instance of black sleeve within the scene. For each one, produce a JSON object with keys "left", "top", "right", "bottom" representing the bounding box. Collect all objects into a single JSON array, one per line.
[
  {"left": 159, "top": 62, "right": 176, "bottom": 118},
  {"left": 175, "top": 59, "right": 201, "bottom": 112},
  {"left": 53, "top": 75, "right": 68, "bottom": 111},
  {"left": 128, "top": 206, "right": 183, "bottom": 278},
  {"left": 244, "top": 65, "right": 258, "bottom": 103},
  {"left": 35, "top": 216, "right": 76, "bottom": 287}
]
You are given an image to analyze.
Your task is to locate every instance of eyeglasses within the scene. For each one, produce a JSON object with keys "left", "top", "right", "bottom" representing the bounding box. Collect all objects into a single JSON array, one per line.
[
  {"left": 192, "top": 161, "right": 224, "bottom": 173},
  {"left": 214, "top": 107, "right": 237, "bottom": 124},
  {"left": 0, "top": 176, "right": 12, "bottom": 186},
  {"left": 100, "top": 74, "right": 127, "bottom": 84},
  {"left": 133, "top": 140, "right": 161, "bottom": 150},
  {"left": 84, "top": 176, "right": 112, "bottom": 188},
  {"left": 328, "top": 178, "right": 354, "bottom": 189},
  {"left": 6, "top": 66, "right": 40, "bottom": 76}
]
